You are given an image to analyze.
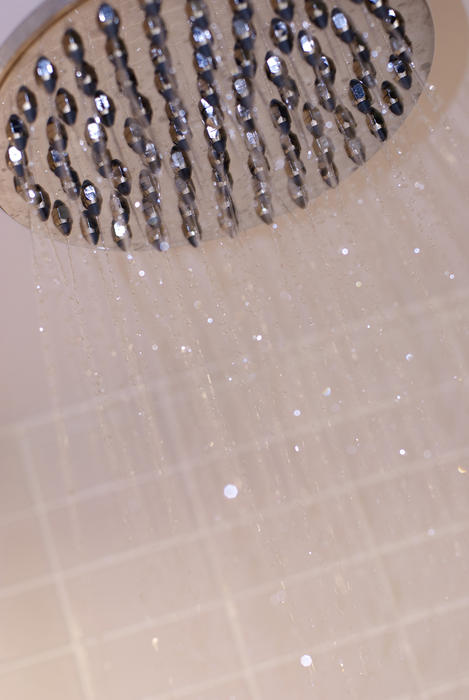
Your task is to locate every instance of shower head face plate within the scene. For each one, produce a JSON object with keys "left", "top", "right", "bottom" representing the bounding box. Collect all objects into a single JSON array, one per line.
[{"left": 0, "top": 0, "right": 434, "bottom": 250}]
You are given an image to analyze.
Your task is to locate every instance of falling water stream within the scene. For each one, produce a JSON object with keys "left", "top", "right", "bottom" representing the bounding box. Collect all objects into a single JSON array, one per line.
[{"left": 25, "top": 96, "right": 469, "bottom": 698}]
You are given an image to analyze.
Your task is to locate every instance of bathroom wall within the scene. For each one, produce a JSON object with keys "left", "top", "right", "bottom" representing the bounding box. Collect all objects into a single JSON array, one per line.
[{"left": 1, "top": 2, "right": 469, "bottom": 699}]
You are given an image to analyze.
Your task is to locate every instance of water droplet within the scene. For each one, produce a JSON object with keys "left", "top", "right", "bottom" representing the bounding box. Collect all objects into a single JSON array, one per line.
[
  {"left": 224, "top": 484, "right": 238, "bottom": 499},
  {"left": 300, "top": 655, "right": 313, "bottom": 668}
]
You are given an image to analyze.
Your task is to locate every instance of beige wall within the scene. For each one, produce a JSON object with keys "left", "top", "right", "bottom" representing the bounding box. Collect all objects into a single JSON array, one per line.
[{"left": 1, "top": 2, "right": 469, "bottom": 699}]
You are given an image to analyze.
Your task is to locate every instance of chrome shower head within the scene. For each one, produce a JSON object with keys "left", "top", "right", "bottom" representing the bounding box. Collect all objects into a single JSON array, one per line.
[{"left": 1, "top": 0, "right": 434, "bottom": 250}]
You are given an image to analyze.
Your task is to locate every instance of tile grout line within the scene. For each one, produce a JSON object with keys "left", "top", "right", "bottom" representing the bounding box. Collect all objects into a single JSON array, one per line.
[
  {"left": 1, "top": 442, "right": 468, "bottom": 601},
  {"left": 182, "top": 465, "right": 264, "bottom": 700},
  {"left": 149, "top": 593, "right": 469, "bottom": 700},
  {"left": 2, "top": 380, "right": 467, "bottom": 528},
  {"left": 18, "top": 426, "right": 96, "bottom": 700},
  {"left": 351, "top": 471, "right": 428, "bottom": 694},
  {"left": 1, "top": 281, "right": 469, "bottom": 438},
  {"left": 419, "top": 674, "right": 469, "bottom": 699},
  {"left": 3, "top": 552, "right": 469, "bottom": 692}
]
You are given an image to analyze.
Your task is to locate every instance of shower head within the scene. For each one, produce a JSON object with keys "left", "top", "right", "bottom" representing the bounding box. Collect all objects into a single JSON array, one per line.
[{"left": 1, "top": 0, "right": 434, "bottom": 250}]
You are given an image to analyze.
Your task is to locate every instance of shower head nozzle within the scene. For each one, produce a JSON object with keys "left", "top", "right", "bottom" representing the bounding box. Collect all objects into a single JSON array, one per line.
[{"left": 1, "top": 0, "right": 434, "bottom": 250}]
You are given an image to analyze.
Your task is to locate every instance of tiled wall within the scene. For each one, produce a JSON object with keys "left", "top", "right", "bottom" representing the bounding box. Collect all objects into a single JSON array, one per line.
[{"left": 1, "top": 1, "right": 469, "bottom": 699}]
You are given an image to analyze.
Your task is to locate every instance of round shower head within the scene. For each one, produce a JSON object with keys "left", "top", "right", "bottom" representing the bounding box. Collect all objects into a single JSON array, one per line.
[{"left": 0, "top": 0, "right": 434, "bottom": 250}]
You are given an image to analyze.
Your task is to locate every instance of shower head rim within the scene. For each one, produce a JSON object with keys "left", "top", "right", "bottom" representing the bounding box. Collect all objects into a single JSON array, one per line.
[{"left": 0, "top": 0, "right": 81, "bottom": 87}]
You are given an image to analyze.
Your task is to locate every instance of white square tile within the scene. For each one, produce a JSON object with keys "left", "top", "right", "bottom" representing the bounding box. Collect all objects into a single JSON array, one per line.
[{"left": 0, "top": 585, "right": 69, "bottom": 664}]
